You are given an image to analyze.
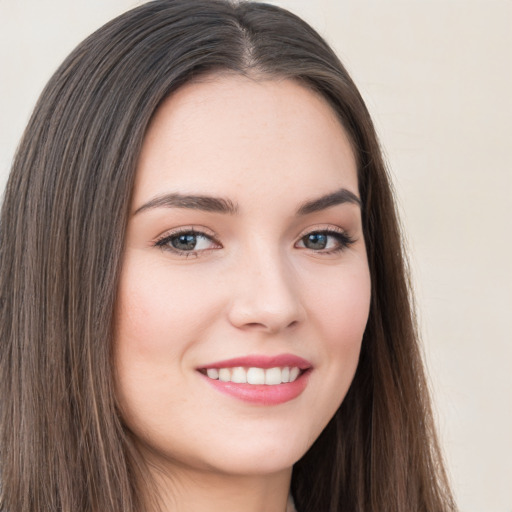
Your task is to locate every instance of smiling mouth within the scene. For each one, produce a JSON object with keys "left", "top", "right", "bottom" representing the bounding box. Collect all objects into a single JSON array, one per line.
[
  {"left": 199, "top": 366, "right": 303, "bottom": 385},
  {"left": 197, "top": 354, "right": 312, "bottom": 404}
]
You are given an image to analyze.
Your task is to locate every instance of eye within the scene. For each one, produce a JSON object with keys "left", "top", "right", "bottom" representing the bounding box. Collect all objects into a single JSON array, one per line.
[
  {"left": 154, "top": 229, "right": 220, "bottom": 256},
  {"left": 296, "top": 229, "right": 355, "bottom": 253}
]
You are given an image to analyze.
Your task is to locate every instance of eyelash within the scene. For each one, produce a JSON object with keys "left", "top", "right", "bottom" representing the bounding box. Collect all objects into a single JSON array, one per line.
[
  {"left": 154, "top": 227, "right": 356, "bottom": 258},
  {"left": 295, "top": 228, "right": 356, "bottom": 254},
  {"left": 154, "top": 228, "right": 220, "bottom": 258}
]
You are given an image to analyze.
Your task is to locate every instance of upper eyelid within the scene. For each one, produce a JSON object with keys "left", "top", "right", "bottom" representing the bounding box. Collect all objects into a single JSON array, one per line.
[
  {"left": 296, "top": 228, "right": 354, "bottom": 243},
  {"left": 153, "top": 229, "right": 221, "bottom": 257},
  {"left": 154, "top": 223, "right": 348, "bottom": 238},
  {"left": 154, "top": 226, "right": 219, "bottom": 243},
  {"left": 151, "top": 223, "right": 355, "bottom": 250},
  {"left": 296, "top": 224, "right": 349, "bottom": 238}
]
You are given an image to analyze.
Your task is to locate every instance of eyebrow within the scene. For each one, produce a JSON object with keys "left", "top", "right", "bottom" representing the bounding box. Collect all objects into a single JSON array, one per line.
[
  {"left": 134, "top": 193, "right": 239, "bottom": 215},
  {"left": 133, "top": 187, "right": 361, "bottom": 216},
  {"left": 296, "top": 188, "right": 361, "bottom": 215}
]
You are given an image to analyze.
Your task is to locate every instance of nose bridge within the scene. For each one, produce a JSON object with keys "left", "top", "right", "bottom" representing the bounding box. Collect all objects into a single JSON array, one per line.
[{"left": 227, "top": 242, "right": 304, "bottom": 332}]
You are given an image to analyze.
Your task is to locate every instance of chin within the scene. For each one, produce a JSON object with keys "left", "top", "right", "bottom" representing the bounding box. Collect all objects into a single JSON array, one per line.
[
  {"left": 136, "top": 424, "right": 315, "bottom": 478},
  {"left": 201, "top": 448, "right": 303, "bottom": 477}
]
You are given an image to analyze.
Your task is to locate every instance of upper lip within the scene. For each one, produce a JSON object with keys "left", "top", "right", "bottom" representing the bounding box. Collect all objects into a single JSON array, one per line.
[{"left": 198, "top": 353, "right": 312, "bottom": 370}]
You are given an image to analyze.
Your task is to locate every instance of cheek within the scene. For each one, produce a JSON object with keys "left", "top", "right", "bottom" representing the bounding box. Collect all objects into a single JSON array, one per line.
[
  {"left": 308, "top": 262, "right": 371, "bottom": 348},
  {"left": 114, "top": 256, "right": 222, "bottom": 360},
  {"left": 304, "top": 262, "right": 371, "bottom": 409},
  {"left": 112, "top": 256, "right": 224, "bottom": 425}
]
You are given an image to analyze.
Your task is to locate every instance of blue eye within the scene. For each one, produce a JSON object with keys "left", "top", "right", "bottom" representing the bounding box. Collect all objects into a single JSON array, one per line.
[
  {"left": 297, "top": 230, "right": 354, "bottom": 253},
  {"left": 171, "top": 233, "right": 200, "bottom": 251},
  {"left": 155, "top": 230, "right": 219, "bottom": 255},
  {"left": 302, "top": 233, "right": 329, "bottom": 250}
]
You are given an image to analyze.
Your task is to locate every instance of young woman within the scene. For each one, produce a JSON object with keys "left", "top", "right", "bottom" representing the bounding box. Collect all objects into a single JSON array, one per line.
[{"left": 0, "top": 1, "right": 456, "bottom": 511}]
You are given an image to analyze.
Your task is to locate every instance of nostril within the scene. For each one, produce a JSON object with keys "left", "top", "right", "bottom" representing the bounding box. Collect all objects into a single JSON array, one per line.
[
  {"left": 240, "top": 319, "right": 300, "bottom": 333},
  {"left": 244, "top": 322, "right": 268, "bottom": 330}
]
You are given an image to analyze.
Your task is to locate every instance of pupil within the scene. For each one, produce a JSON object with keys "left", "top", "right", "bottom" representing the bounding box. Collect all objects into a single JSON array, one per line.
[
  {"left": 305, "top": 233, "right": 327, "bottom": 250},
  {"left": 172, "top": 233, "right": 196, "bottom": 250}
]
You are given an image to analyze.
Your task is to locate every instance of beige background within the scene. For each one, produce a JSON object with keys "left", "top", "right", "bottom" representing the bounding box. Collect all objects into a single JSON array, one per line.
[{"left": 1, "top": 1, "right": 511, "bottom": 510}]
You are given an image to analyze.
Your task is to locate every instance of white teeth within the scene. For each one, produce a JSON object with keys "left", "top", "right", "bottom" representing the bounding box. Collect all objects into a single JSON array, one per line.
[
  {"left": 218, "top": 368, "right": 231, "bottom": 382},
  {"left": 265, "top": 367, "right": 282, "bottom": 385},
  {"left": 204, "top": 366, "right": 303, "bottom": 385},
  {"left": 231, "top": 367, "right": 247, "bottom": 383},
  {"left": 247, "top": 367, "right": 265, "bottom": 385},
  {"left": 206, "top": 368, "right": 219, "bottom": 380},
  {"left": 289, "top": 367, "right": 300, "bottom": 382}
]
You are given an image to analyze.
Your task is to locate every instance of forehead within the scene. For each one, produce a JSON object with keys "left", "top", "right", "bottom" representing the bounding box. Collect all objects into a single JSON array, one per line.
[{"left": 134, "top": 75, "right": 358, "bottom": 208}]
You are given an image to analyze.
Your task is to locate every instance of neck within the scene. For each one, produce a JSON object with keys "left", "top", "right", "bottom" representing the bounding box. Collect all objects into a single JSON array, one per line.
[{"left": 143, "top": 462, "right": 293, "bottom": 512}]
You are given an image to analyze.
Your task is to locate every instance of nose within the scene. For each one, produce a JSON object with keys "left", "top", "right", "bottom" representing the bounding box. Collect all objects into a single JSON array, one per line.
[{"left": 226, "top": 249, "right": 305, "bottom": 334}]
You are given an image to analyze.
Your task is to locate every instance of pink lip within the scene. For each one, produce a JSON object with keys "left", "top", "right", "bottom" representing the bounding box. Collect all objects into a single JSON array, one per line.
[
  {"left": 197, "top": 353, "right": 312, "bottom": 406},
  {"left": 198, "top": 353, "right": 312, "bottom": 370}
]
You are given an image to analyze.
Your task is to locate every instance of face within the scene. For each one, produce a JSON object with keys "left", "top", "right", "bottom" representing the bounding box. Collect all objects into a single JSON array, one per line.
[{"left": 114, "top": 75, "right": 371, "bottom": 477}]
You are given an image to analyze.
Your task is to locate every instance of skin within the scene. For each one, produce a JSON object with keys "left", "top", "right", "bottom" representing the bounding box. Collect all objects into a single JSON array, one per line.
[{"left": 114, "top": 74, "right": 371, "bottom": 512}]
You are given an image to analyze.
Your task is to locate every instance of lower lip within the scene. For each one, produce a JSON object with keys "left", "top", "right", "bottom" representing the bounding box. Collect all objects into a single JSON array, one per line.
[{"left": 199, "top": 370, "right": 311, "bottom": 405}]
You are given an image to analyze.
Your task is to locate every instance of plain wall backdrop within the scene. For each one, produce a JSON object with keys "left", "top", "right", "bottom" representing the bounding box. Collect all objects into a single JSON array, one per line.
[{"left": 1, "top": 1, "right": 511, "bottom": 511}]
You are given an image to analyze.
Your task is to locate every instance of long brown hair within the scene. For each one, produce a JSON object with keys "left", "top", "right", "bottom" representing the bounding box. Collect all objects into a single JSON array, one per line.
[{"left": 0, "top": 1, "right": 456, "bottom": 511}]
